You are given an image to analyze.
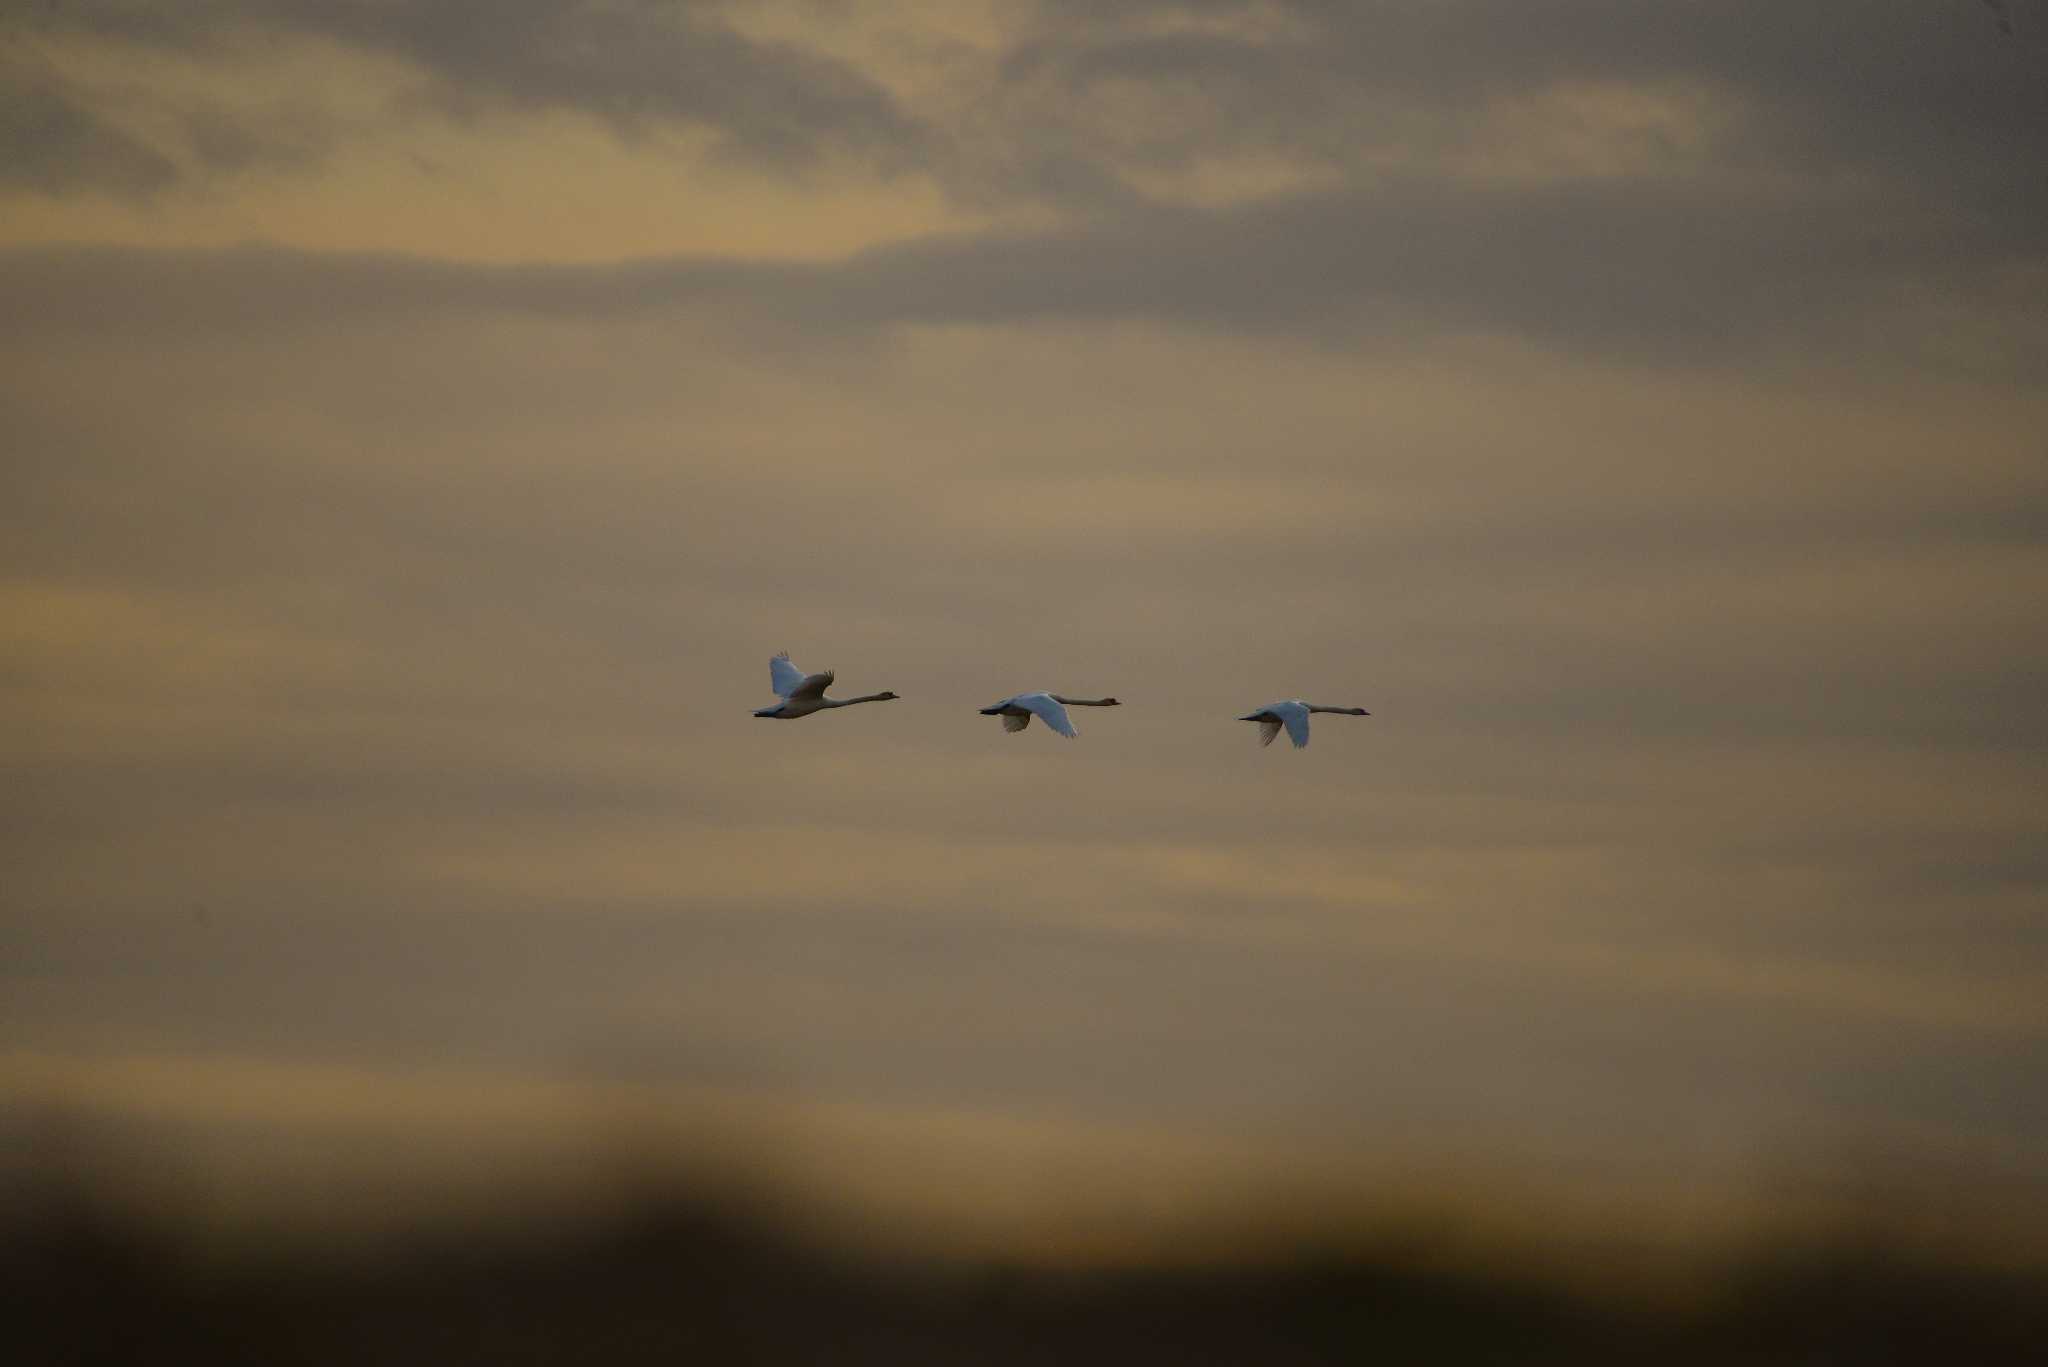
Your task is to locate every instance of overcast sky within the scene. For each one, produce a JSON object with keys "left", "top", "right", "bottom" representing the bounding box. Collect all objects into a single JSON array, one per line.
[{"left": 4, "top": 0, "right": 2045, "bottom": 1248}]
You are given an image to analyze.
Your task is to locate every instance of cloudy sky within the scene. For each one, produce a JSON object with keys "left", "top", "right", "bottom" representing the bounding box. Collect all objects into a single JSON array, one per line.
[{"left": 5, "top": 1, "right": 2045, "bottom": 1249}]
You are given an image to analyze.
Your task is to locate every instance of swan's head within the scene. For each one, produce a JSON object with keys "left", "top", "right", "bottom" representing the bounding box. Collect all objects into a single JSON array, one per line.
[
  {"left": 875, "top": 691, "right": 901, "bottom": 701},
  {"left": 978, "top": 704, "right": 1004, "bottom": 715},
  {"left": 1101, "top": 698, "right": 1122, "bottom": 706},
  {"left": 1236, "top": 712, "right": 1264, "bottom": 722},
  {"left": 752, "top": 704, "right": 785, "bottom": 718}
]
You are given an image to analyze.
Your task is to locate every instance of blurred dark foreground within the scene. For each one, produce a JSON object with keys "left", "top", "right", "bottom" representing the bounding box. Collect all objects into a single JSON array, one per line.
[{"left": 8, "top": 1165, "right": 2045, "bottom": 1366}]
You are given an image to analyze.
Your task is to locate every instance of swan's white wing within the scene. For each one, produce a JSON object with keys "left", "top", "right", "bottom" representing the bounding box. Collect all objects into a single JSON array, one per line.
[
  {"left": 789, "top": 670, "right": 834, "bottom": 701},
  {"left": 769, "top": 653, "right": 807, "bottom": 698},
  {"left": 1019, "top": 692, "right": 1078, "bottom": 738},
  {"left": 1002, "top": 712, "right": 1032, "bottom": 733},
  {"left": 1257, "top": 719, "right": 1283, "bottom": 748},
  {"left": 1274, "top": 701, "right": 1312, "bottom": 749}
]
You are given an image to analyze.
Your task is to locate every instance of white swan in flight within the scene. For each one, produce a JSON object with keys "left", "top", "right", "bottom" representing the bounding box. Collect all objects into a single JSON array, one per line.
[
  {"left": 1237, "top": 699, "right": 1369, "bottom": 749},
  {"left": 979, "top": 691, "right": 1120, "bottom": 739},
  {"left": 754, "top": 652, "right": 899, "bottom": 719}
]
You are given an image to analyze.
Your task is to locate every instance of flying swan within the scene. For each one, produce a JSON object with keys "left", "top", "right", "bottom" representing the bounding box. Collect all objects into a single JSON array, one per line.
[
  {"left": 979, "top": 692, "right": 1121, "bottom": 739},
  {"left": 1237, "top": 700, "right": 1369, "bottom": 749},
  {"left": 753, "top": 652, "right": 899, "bottom": 719}
]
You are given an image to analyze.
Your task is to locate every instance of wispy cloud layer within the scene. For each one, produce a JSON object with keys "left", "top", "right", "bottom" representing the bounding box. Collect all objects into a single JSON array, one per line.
[{"left": 3, "top": 0, "right": 2045, "bottom": 1219}]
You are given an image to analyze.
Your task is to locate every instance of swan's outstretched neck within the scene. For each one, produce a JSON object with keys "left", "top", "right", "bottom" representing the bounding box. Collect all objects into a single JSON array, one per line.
[
  {"left": 1306, "top": 705, "right": 1369, "bottom": 715},
  {"left": 1051, "top": 695, "right": 1121, "bottom": 707},
  {"left": 831, "top": 691, "right": 900, "bottom": 707}
]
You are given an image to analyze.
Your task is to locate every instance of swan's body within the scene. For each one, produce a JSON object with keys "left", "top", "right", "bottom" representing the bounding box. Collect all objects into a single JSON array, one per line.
[
  {"left": 1237, "top": 699, "right": 1369, "bottom": 749},
  {"left": 754, "top": 652, "right": 899, "bottom": 719},
  {"left": 980, "top": 691, "right": 1120, "bottom": 739}
]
